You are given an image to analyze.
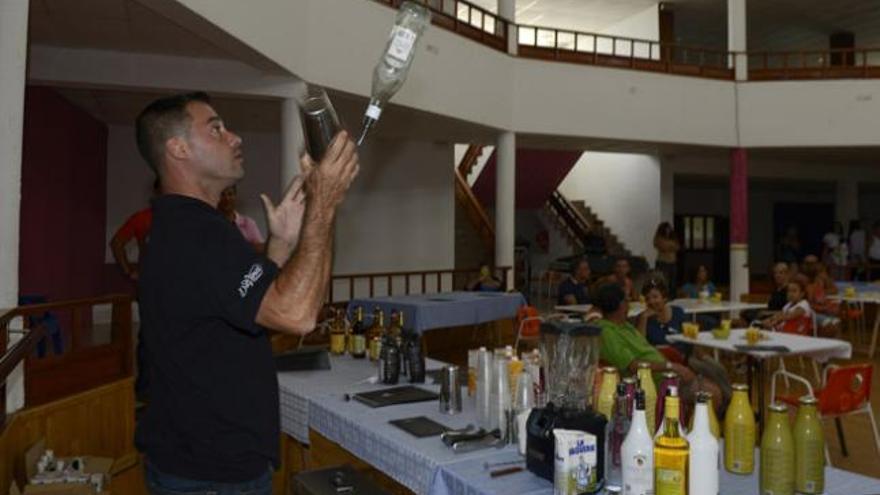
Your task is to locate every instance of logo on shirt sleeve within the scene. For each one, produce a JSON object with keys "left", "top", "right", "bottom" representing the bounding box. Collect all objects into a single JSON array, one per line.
[{"left": 238, "top": 263, "right": 264, "bottom": 298}]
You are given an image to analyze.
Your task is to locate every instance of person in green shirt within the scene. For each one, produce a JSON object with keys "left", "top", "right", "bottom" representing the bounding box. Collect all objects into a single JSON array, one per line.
[{"left": 594, "top": 282, "right": 727, "bottom": 412}]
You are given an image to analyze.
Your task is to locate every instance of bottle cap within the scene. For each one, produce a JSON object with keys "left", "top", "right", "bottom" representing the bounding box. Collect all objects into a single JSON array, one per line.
[
  {"left": 616, "top": 382, "right": 627, "bottom": 396},
  {"left": 602, "top": 366, "right": 619, "bottom": 374},
  {"left": 661, "top": 370, "right": 678, "bottom": 379},
  {"left": 635, "top": 389, "right": 646, "bottom": 410},
  {"left": 637, "top": 361, "right": 652, "bottom": 369},
  {"left": 622, "top": 376, "right": 637, "bottom": 385},
  {"left": 732, "top": 383, "right": 749, "bottom": 391},
  {"left": 695, "top": 391, "right": 710, "bottom": 403},
  {"left": 799, "top": 395, "right": 818, "bottom": 405},
  {"left": 665, "top": 395, "right": 680, "bottom": 419},
  {"left": 768, "top": 403, "right": 788, "bottom": 413}
]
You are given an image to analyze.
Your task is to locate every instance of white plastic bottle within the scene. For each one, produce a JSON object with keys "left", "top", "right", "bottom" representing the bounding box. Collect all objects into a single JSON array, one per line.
[
  {"left": 688, "top": 392, "right": 720, "bottom": 495},
  {"left": 621, "top": 390, "right": 654, "bottom": 495}
]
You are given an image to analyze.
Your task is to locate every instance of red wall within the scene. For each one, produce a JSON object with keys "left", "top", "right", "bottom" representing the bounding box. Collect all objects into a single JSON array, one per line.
[
  {"left": 19, "top": 87, "right": 113, "bottom": 301},
  {"left": 473, "top": 148, "right": 583, "bottom": 209}
]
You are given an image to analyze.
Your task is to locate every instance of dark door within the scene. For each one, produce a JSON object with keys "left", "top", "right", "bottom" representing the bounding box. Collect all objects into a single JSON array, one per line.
[
  {"left": 675, "top": 215, "right": 730, "bottom": 286},
  {"left": 772, "top": 203, "right": 834, "bottom": 261}
]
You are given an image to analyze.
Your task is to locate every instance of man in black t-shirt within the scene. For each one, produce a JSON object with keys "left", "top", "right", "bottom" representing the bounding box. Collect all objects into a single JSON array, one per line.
[
  {"left": 557, "top": 258, "right": 592, "bottom": 306},
  {"left": 133, "top": 92, "right": 358, "bottom": 495}
]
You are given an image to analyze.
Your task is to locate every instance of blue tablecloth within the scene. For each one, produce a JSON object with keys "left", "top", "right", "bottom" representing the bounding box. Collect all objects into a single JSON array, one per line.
[
  {"left": 280, "top": 357, "right": 880, "bottom": 495},
  {"left": 348, "top": 291, "right": 526, "bottom": 334}
]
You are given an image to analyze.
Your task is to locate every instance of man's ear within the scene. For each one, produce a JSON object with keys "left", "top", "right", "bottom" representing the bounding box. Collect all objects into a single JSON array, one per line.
[{"left": 166, "top": 135, "right": 189, "bottom": 161}]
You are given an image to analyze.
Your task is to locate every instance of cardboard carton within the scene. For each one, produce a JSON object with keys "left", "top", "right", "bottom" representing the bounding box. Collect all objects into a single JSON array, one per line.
[{"left": 21, "top": 439, "right": 115, "bottom": 495}]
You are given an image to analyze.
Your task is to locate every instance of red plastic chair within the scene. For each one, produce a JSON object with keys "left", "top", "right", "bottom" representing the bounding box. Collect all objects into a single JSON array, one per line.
[
  {"left": 771, "top": 363, "right": 880, "bottom": 465},
  {"left": 657, "top": 345, "right": 686, "bottom": 365},
  {"left": 514, "top": 305, "right": 541, "bottom": 353}
]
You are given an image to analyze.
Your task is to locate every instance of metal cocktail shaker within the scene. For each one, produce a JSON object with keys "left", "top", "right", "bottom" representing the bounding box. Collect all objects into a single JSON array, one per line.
[
  {"left": 300, "top": 85, "right": 341, "bottom": 161},
  {"left": 439, "top": 365, "right": 462, "bottom": 414}
]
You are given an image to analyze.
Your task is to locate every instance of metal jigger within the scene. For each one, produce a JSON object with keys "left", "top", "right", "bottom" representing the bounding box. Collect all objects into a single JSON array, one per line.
[{"left": 299, "top": 85, "right": 342, "bottom": 161}]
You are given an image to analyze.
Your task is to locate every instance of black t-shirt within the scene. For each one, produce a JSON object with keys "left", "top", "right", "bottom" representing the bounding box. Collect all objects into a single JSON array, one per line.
[
  {"left": 136, "top": 195, "right": 280, "bottom": 482},
  {"left": 768, "top": 286, "right": 788, "bottom": 311},
  {"left": 557, "top": 277, "right": 591, "bottom": 305}
]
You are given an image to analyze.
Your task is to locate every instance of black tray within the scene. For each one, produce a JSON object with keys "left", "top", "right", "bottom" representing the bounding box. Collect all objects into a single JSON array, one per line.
[
  {"left": 352, "top": 386, "right": 438, "bottom": 408},
  {"left": 389, "top": 416, "right": 449, "bottom": 438},
  {"left": 275, "top": 347, "right": 331, "bottom": 372}
]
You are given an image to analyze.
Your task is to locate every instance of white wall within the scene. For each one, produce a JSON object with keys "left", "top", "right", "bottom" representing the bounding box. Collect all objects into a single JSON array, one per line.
[
  {"left": 599, "top": 4, "right": 660, "bottom": 59},
  {"left": 558, "top": 151, "right": 662, "bottom": 263}
]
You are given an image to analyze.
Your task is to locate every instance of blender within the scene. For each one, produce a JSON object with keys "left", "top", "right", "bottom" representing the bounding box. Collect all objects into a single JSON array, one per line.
[{"left": 525, "top": 320, "right": 607, "bottom": 493}]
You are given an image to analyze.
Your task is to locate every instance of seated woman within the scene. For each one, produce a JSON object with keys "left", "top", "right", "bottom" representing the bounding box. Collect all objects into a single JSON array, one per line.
[
  {"left": 680, "top": 264, "right": 717, "bottom": 299},
  {"left": 637, "top": 277, "right": 686, "bottom": 348},
  {"left": 802, "top": 256, "right": 840, "bottom": 335},
  {"left": 467, "top": 264, "right": 503, "bottom": 292},
  {"left": 761, "top": 276, "right": 813, "bottom": 336},
  {"left": 595, "top": 283, "right": 730, "bottom": 413}
]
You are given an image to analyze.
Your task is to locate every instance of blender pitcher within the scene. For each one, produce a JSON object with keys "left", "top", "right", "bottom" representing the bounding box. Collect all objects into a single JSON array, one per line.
[{"left": 540, "top": 319, "right": 602, "bottom": 410}]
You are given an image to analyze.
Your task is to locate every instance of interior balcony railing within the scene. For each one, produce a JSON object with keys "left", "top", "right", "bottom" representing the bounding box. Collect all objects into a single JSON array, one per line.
[
  {"left": 748, "top": 47, "right": 880, "bottom": 80},
  {"left": 371, "top": 0, "right": 880, "bottom": 81}
]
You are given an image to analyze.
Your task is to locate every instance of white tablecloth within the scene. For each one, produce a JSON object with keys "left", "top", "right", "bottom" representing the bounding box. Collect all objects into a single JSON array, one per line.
[{"left": 666, "top": 328, "right": 852, "bottom": 363}]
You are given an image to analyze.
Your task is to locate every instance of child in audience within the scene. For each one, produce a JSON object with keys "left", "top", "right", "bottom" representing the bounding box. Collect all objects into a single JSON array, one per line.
[
  {"left": 762, "top": 276, "right": 813, "bottom": 336},
  {"left": 680, "top": 264, "right": 717, "bottom": 299},
  {"left": 637, "top": 276, "right": 686, "bottom": 347}
]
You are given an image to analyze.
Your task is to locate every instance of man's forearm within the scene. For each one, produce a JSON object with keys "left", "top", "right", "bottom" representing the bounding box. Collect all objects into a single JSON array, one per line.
[{"left": 264, "top": 203, "right": 335, "bottom": 333}]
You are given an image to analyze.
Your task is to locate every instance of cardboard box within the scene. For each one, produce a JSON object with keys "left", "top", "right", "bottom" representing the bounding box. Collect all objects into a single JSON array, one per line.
[{"left": 21, "top": 439, "right": 114, "bottom": 495}]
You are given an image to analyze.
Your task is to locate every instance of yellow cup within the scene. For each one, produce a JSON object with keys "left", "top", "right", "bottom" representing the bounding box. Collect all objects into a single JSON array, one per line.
[
  {"left": 746, "top": 327, "right": 761, "bottom": 345},
  {"left": 845, "top": 287, "right": 857, "bottom": 298},
  {"left": 711, "top": 292, "right": 723, "bottom": 303},
  {"left": 682, "top": 322, "right": 700, "bottom": 339},
  {"left": 721, "top": 319, "right": 732, "bottom": 331}
]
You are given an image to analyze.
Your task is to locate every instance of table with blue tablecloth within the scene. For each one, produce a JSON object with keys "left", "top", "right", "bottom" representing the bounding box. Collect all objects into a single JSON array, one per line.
[
  {"left": 347, "top": 291, "right": 526, "bottom": 334},
  {"left": 279, "top": 355, "right": 880, "bottom": 495}
]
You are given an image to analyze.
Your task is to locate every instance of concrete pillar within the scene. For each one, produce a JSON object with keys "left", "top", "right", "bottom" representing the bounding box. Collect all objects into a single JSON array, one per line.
[
  {"left": 660, "top": 162, "right": 674, "bottom": 225},
  {"left": 730, "top": 148, "right": 749, "bottom": 302},
  {"left": 727, "top": 0, "right": 747, "bottom": 81},
  {"left": 495, "top": 131, "right": 516, "bottom": 289},
  {"left": 836, "top": 178, "right": 859, "bottom": 226},
  {"left": 280, "top": 97, "right": 304, "bottom": 187},
  {"left": 1, "top": 0, "right": 30, "bottom": 414},
  {"left": 497, "top": 0, "right": 517, "bottom": 55}
]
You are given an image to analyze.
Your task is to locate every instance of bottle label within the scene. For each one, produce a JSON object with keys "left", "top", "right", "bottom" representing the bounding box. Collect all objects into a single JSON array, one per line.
[
  {"left": 726, "top": 423, "right": 755, "bottom": 473},
  {"left": 351, "top": 335, "right": 366, "bottom": 355},
  {"left": 655, "top": 467, "right": 685, "bottom": 495},
  {"left": 796, "top": 438, "right": 824, "bottom": 493},
  {"left": 386, "top": 26, "right": 417, "bottom": 68},
  {"left": 366, "top": 104, "right": 382, "bottom": 120},
  {"left": 330, "top": 334, "right": 346, "bottom": 354},
  {"left": 623, "top": 454, "right": 653, "bottom": 495}
]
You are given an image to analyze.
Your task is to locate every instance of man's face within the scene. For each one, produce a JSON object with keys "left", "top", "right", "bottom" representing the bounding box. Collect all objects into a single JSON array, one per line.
[
  {"left": 183, "top": 101, "right": 244, "bottom": 184},
  {"left": 614, "top": 260, "right": 630, "bottom": 277},
  {"left": 772, "top": 263, "right": 789, "bottom": 287},
  {"left": 575, "top": 262, "right": 591, "bottom": 282}
]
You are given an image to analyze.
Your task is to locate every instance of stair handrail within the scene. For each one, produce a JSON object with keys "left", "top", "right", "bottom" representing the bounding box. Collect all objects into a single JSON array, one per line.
[
  {"left": 457, "top": 144, "right": 483, "bottom": 179},
  {"left": 454, "top": 167, "right": 495, "bottom": 251},
  {"left": 548, "top": 190, "right": 592, "bottom": 242}
]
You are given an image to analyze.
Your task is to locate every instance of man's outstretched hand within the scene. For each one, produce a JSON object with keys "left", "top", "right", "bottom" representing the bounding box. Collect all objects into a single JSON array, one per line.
[{"left": 261, "top": 175, "right": 306, "bottom": 264}]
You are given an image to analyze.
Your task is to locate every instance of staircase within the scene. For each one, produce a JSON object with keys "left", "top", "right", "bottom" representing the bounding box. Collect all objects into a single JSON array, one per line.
[
  {"left": 454, "top": 145, "right": 495, "bottom": 266},
  {"left": 544, "top": 190, "right": 632, "bottom": 258}
]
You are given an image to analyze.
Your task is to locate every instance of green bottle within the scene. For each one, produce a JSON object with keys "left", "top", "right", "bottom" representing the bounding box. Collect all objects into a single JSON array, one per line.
[
  {"left": 761, "top": 403, "right": 795, "bottom": 495},
  {"left": 794, "top": 396, "right": 825, "bottom": 494}
]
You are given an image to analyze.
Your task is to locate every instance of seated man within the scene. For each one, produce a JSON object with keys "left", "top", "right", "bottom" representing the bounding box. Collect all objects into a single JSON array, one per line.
[
  {"left": 601, "top": 257, "right": 637, "bottom": 301},
  {"left": 595, "top": 283, "right": 729, "bottom": 412},
  {"left": 467, "top": 264, "right": 503, "bottom": 292},
  {"left": 558, "top": 259, "right": 592, "bottom": 306}
]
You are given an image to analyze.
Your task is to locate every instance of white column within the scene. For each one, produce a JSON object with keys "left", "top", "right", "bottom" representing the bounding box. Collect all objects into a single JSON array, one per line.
[
  {"left": 495, "top": 131, "right": 515, "bottom": 289},
  {"left": 1, "top": 0, "right": 30, "bottom": 414},
  {"left": 280, "top": 97, "right": 304, "bottom": 187},
  {"left": 497, "top": 0, "right": 517, "bottom": 55},
  {"left": 727, "top": 0, "right": 747, "bottom": 81},
  {"left": 836, "top": 178, "right": 859, "bottom": 225},
  {"left": 660, "top": 162, "right": 674, "bottom": 225}
]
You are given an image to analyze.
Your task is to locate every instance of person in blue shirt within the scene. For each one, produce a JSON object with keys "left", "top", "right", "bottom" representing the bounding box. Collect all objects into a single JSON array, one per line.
[
  {"left": 637, "top": 276, "right": 686, "bottom": 347},
  {"left": 557, "top": 258, "right": 592, "bottom": 305},
  {"left": 680, "top": 264, "right": 717, "bottom": 299}
]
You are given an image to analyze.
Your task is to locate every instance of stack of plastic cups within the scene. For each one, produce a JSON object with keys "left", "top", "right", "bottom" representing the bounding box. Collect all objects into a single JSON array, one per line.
[
  {"left": 476, "top": 347, "right": 493, "bottom": 429},
  {"left": 513, "top": 371, "right": 535, "bottom": 453},
  {"left": 493, "top": 356, "right": 511, "bottom": 437}
]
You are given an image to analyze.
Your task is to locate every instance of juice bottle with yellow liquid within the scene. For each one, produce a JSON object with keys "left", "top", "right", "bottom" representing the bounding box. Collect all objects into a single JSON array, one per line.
[
  {"left": 794, "top": 396, "right": 825, "bottom": 494},
  {"left": 724, "top": 383, "right": 756, "bottom": 474},
  {"left": 597, "top": 366, "right": 620, "bottom": 420},
  {"left": 761, "top": 403, "right": 795, "bottom": 495},
  {"left": 637, "top": 362, "right": 657, "bottom": 436},
  {"left": 654, "top": 390, "right": 688, "bottom": 495}
]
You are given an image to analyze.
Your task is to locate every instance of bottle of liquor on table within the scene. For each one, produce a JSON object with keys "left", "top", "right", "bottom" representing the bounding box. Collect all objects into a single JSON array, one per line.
[
  {"left": 622, "top": 389, "right": 654, "bottom": 495},
  {"left": 655, "top": 371, "right": 685, "bottom": 437},
  {"left": 761, "top": 402, "right": 795, "bottom": 495},
  {"left": 794, "top": 396, "right": 825, "bottom": 494},
  {"left": 349, "top": 306, "right": 367, "bottom": 359},
  {"left": 378, "top": 334, "right": 400, "bottom": 385},
  {"left": 688, "top": 392, "right": 719, "bottom": 494},
  {"left": 597, "top": 366, "right": 620, "bottom": 420},
  {"left": 687, "top": 391, "right": 721, "bottom": 439},
  {"left": 329, "top": 309, "right": 346, "bottom": 355},
  {"left": 653, "top": 389, "right": 688, "bottom": 495},
  {"left": 636, "top": 362, "right": 657, "bottom": 436},
  {"left": 724, "top": 383, "right": 756, "bottom": 474},
  {"left": 367, "top": 307, "right": 386, "bottom": 361},
  {"left": 406, "top": 331, "right": 425, "bottom": 383},
  {"left": 606, "top": 382, "right": 631, "bottom": 491}
]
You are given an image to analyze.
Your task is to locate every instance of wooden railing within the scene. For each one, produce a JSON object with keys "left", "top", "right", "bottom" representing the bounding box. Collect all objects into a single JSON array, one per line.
[
  {"left": 457, "top": 144, "right": 483, "bottom": 178},
  {"left": 328, "top": 266, "right": 511, "bottom": 303},
  {"left": 454, "top": 167, "right": 495, "bottom": 253},
  {"left": 373, "top": 0, "right": 508, "bottom": 52},
  {"left": 546, "top": 190, "right": 592, "bottom": 248},
  {"left": 0, "top": 294, "right": 133, "bottom": 425},
  {"left": 748, "top": 48, "right": 880, "bottom": 80},
  {"left": 517, "top": 24, "right": 734, "bottom": 80}
]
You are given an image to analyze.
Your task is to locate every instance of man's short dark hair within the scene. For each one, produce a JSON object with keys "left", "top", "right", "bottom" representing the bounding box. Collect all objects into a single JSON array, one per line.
[
  {"left": 570, "top": 258, "right": 589, "bottom": 274},
  {"left": 135, "top": 92, "right": 211, "bottom": 173},
  {"left": 595, "top": 283, "right": 625, "bottom": 315}
]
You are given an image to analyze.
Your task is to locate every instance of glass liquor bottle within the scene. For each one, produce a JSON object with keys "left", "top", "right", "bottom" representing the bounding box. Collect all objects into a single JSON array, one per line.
[
  {"left": 622, "top": 390, "right": 654, "bottom": 495},
  {"left": 329, "top": 309, "right": 346, "bottom": 355},
  {"left": 367, "top": 307, "right": 386, "bottom": 361},
  {"left": 654, "top": 392, "right": 688, "bottom": 495},
  {"left": 349, "top": 306, "right": 367, "bottom": 359}
]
